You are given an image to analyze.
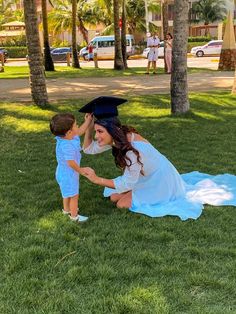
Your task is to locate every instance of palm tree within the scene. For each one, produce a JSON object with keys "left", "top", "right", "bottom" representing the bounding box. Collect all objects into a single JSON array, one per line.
[
  {"left": 48, "top": 0, "right": 102, "bottom": 44},
  {"left": 71, "top": 0, "right": 80, "bottom": 68},
  {"left": 23, "top": 0, "right": 48, "bottom": 106},
  {"left": 162, "top": 0, "right": 169, "bottom": 73},
  {"left": 190, "top": 0, "right": 227, "bottom": 36},
  {"left": 170, "top": 0, "right": 189, "bottom": 114},
  {"left": 42, "top": 0, "right": 54, "bottom": 71},
  {"left": 232, "top": 70, "right": 236, "bottom": 94},
  {"left": 0, "top": 0, "right": 19, "bottom": 25},
  {"left": 125, "top": 0, "right": 160, "bottom": 35},
  {"left": 121, "top": 0, "right": 128, "bottom": 69},
  {"left": 218, "top": 11, "right": 236, "bottom": 71},
  {"left": 113, "top": 0, "right": 124, "bottom": 70}
]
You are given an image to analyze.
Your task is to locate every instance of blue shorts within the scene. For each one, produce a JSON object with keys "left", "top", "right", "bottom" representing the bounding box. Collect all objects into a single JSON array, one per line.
[{"left": 56, "top": 167, "right": 79, "bottom": 198}]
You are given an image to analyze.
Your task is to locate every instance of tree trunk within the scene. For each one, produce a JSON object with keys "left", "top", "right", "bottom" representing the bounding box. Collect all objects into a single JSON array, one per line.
[
  {"left": 23, "top": 0, "right": 48, "bottom": 107},
  {"left": 78, "top": 16, "right": 89, "bottom": 44},
  {"left": 171, "top": 0, "right": 189, "bottom": 114},
  {"left": 72, "top": 0, "right": 80, "bottom": 68},
  {"left": 162, "top": 1, "right": 169, "bottom": 73},
  {"left": 42, "top": 0, "right": 54, "bottom": 71},
  {"left": 204, "top": 23, "right": 209, "bottom": 36},
  {"left": 232, "top": 70, "right": 236, "bottom": 94},
  {"left": 121, "top": 0, "right": 128, "bottom": 69},
  {"left": 113, "top": 0, "right": 124, "bottom": 70}
]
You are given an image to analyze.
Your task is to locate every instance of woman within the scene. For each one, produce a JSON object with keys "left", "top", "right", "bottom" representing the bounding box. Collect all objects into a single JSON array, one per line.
[
  {"left": 146, "top": 31, "right": 160, "bottom": 75},
  {"left": 164, "top": 33, "right": 173, "bottom": 74},
  {"left": 83, "top": 114, "right": 236, "bottom": 221}
]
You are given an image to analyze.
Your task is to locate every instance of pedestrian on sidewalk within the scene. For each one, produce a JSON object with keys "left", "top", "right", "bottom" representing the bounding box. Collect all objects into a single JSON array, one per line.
[
  {"left": 88, "top": 44, "right": 93, "bottom": 62},
  {"left": 164, "top": 33, "right": 173, "bottom": 74},
  {"left": 146, "top": 31, "right": 160, "bottom": 75}
]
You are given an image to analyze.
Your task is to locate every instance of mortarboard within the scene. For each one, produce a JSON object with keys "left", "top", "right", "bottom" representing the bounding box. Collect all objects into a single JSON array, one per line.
[{"left": 79, "top": 96, "right": 127, "bottom": 119}]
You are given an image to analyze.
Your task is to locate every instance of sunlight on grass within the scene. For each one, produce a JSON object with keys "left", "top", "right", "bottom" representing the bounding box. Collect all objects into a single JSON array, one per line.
[
  {"left": 37, "top": 217, "right": 57, "bottom": 231},
  {"left": 1, "top": 103, "right": 54, "bottom": 118},
  {"left": 193, "top": 111, "right": 225, "bottom": 121},
  {"left": 1, "top": 116, "right": 48, "bottom": 132},
  {"left": 0, "top": 92, "right": 236, "bottom": 313},
  {"left": 118, "top": 286, "right": 169, "bottom": 313}
]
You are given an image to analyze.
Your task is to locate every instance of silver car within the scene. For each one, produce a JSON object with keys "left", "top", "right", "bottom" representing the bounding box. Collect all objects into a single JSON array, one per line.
[
  {"left": 142, "top": 41, "right": 165, "bottom": 59},
  {"left": 191, "top": 40, "right": 223, "bottom": 57}
]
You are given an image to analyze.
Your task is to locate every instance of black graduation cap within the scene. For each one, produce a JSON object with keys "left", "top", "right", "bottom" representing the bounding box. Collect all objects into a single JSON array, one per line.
[{"left": 79, "top": 96, "right": 127, "bottom": 119}]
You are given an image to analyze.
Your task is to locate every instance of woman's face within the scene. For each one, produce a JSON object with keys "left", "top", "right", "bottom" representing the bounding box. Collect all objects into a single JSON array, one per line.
[{"left": 94, "top": 124, "right": 113, "bottom": 146}]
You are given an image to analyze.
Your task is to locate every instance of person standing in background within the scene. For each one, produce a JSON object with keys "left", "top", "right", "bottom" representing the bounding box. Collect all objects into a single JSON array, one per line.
[
  {"left": 146, "top": 32, "right": 160, "bottom": 75},
  {"left": 164, "top": 33, "right": 173, "bottom": 74},
  {"left": 88, "top": 43, "right": 93, "bottom": 62}
]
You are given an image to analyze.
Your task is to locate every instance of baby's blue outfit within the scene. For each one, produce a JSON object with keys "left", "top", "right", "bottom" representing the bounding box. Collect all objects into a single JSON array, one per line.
[
  {"left": 84, "top": 137, "right": 236, "bottom": 220},
  {"left": 55, "top": 136, "right": 81, "bottom": 198}
]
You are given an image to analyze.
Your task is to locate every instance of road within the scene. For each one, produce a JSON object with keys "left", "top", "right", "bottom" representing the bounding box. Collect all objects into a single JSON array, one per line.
[{"left": 6, "top": 56, "right": 220, "bottom": 70}]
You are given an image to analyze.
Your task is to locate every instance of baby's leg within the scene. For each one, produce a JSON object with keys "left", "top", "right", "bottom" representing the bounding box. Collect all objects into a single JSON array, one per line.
[
  {"left": 69, "top": 194, "right": 79, "bottom": 218},
  {"left": 63, "top": 197, "right": 70, "bottom": 213}
]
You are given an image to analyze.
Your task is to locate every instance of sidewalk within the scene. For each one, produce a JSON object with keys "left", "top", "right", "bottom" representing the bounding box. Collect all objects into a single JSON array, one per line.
[{"left": 0, "top": 71, "right": 234, "bottom": 102}]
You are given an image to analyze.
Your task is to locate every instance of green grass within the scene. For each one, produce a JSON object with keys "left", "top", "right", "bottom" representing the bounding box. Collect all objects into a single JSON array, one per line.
[
  {"left": 0, "top": 92, "right": 236, "bottom": 313},
  {"left": 0, "top": 65, "right": 215, "bottom": 79}
]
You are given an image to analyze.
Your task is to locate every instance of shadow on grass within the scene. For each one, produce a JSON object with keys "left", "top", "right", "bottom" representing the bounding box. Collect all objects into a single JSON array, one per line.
[{"left": 0, "top": 91, "right": 236, "bottom": 313}]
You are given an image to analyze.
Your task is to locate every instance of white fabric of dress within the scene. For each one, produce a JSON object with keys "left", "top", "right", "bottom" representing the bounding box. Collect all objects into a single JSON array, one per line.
[
  {"left": 147, "top": 36, "right": 160, "bottom": 61},
  {"left": 83, "top": 136, "right": 236, "bottom": 220}
]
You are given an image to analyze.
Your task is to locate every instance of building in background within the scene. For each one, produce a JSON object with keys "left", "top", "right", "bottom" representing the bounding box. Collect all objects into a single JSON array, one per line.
[
  {"left": 149, "top": 0, "right": 236, "bottom": 39},
  {"left": 0, "top": 21, "right": 25, "bottom": 44}
]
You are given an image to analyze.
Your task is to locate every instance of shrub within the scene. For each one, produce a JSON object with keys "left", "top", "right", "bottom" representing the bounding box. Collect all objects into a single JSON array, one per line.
[
  {"left": 188, "top": 36, "right": 212, "bottom": 42},
  {"left": 1, "top": 46, "right": 28, "bottom": 58},
  {"left": 1, "top": 35, "right": 27, "bottom": 46}
]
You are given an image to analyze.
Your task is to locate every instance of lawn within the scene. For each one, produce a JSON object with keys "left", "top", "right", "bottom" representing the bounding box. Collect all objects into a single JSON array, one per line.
[
  {"left": 0, "top": 92, "right": 236, "bottom": 314},
  {"left": 0, "top": 65, "right": 214, "bottom": 79}
]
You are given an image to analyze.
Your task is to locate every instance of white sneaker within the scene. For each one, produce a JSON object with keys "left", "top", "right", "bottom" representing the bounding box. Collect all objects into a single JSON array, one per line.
[
  {"left": 70, "top": 214, "right": 88, "bottom": 223},
  {"left": 62, "top": 209, "right": 70, "bottom": 215}
]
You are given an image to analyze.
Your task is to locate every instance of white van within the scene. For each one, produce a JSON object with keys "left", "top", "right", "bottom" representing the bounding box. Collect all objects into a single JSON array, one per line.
[{"left": 79, "top": 35, "right": 135, "bottom": 60}]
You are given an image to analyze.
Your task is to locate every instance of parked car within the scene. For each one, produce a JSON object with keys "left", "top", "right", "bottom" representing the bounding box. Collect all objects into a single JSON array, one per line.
[
  {"left": 0, "top": 48, "right": 8, "bottom": 62},
  {"left": 79, "top": 34, "right": 135, "bottom": 60},
  {"left": 142, "top": 41, "right": 164, "bottom": 59},
  {"left": 50, "top": 47, "right": 72, "bottom": 62},
  {"left": 190, "top": 40, "right": 223, "bottom": 57}
]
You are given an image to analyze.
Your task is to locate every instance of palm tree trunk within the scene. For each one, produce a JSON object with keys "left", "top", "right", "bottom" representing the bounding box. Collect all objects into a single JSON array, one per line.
[
  {"left": 113, "top": 0, "right": 124, "bottom": 70},
  {"left": 162, "top": 1, "right": 169, "bottom": 73},
  {"left": 204, "top": 22, "right": 209, "bottom": 36},
  {"left": 170, "top": 0, "right": 189, "bottom": 114},
  {"left": 42, "top": 0, "right": 54, "bottom": 71},
  {"left": 78, "top": 16, "right": 89, "bottom": 44},
  {"left": 121, "top": 0, "right": 128, "bottom": 69},
  {"left": 23, "top": 0, "right": 48, "bottom": 107},
  {"left": 72, "top": 0, "right": 80, "bottom": 68},
  {"left": 232, "top": 70, "right": 236, "bottom": 94}
]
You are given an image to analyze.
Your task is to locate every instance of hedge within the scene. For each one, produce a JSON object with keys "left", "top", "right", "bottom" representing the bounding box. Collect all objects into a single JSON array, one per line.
[
  {"left": 1, "top": 46, "right": 28, "bottom": 58},
  {"left": 188, "top": 36, "right": 213, "bottom": 42}
]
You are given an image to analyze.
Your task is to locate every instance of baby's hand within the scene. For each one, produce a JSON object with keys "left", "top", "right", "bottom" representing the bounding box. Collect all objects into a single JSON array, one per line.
[
  {"left": 80, "top": 167, "right": 95, "bottom": 176},
  {"left": 85, "top": 113, "right": 93, "bottom": 122},
  {"left": 84, "top": 172, "right": 99, "bottom": 184}
]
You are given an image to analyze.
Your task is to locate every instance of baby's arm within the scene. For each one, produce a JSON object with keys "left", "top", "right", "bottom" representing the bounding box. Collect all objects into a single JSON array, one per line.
[
  {"left": 77, "top": 114, "right": 93, "bottom": 136},
  {"left": 67, "top": 160, "right": 94, "bottom": 176}
]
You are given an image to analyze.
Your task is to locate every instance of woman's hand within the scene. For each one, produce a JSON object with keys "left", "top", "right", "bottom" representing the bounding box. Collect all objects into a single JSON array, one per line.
[
  {"left": 80, "top": 167, "right": 95, "bottom": 176},
  {"left": 84, "top": 171, "right": 100, "bottom": 184}
]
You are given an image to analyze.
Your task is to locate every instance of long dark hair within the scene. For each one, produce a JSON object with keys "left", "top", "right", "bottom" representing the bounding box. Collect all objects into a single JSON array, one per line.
[{"left": 95, "top": 117, "right": 143, "bottom": 171}]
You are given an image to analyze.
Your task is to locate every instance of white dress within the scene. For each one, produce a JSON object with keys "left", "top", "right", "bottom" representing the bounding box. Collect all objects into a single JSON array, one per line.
[
  {"left": 83, "top": 136, "right": 236, "bottom": 220},
  {"left": 147, "top": 36, "right": 160, "bottom": 61}
]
